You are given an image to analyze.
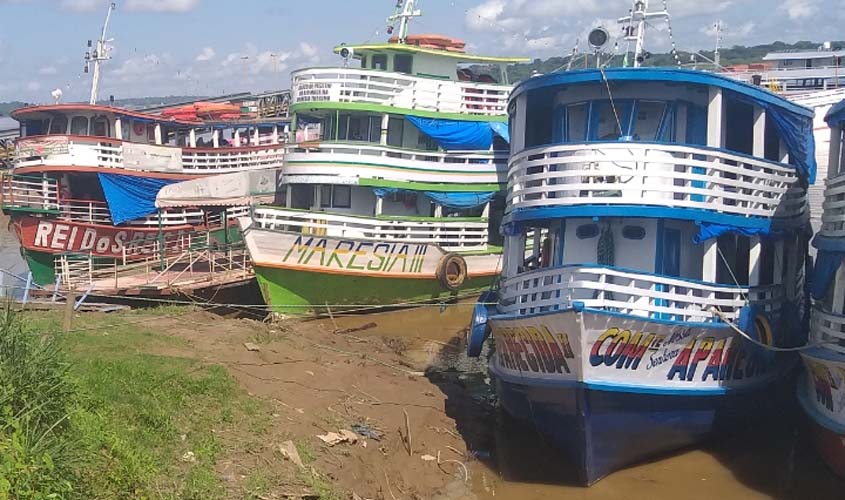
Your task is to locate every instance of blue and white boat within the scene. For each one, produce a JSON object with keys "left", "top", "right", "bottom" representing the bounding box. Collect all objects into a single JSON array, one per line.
[
  {"left": 798, "top": 100, "right": 845, "bottom": 478},
  {"left": 468, "top": 65, "right": 817, "bottom": 484}
]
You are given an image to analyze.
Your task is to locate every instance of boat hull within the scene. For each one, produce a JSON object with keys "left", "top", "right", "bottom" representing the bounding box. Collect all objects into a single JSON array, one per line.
[
  {"left": 488, "top": 307, "right": 795, "bottom": 485},
  {"left": 798, "top": 349, "right": 845, "bottom": 478}
]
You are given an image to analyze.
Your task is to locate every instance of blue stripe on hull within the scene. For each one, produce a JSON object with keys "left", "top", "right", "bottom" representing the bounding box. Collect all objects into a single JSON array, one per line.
[{"left": 494, "top": 375, "right": 779, "bottom": 485}]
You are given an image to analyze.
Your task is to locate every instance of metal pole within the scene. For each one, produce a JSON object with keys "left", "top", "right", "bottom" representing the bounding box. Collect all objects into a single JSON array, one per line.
[{"left": 22, "top": 272, "right": 32, "bottom": 305}]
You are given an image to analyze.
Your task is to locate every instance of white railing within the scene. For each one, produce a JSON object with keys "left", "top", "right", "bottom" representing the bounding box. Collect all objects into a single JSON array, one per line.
[
  {"left": 54, "top": 200, "right": 205, "bottom": 227},
  {"left": 14, "top": 135, "right": 284, "bottom": 174},
  {"left": 292, "top": 67, "right": 511, "bottom": 117},
  {"left": 499, "top": 264, "right": 782, "bottom": 322},
  {"left": 252, "top": 207, "right": 489, "bottom": 251},
  {"left": 285, "top": 142, "right": 506, "bottom": 184},
  {"left": 508, "top": 142, "right": 803, "bottom": 220},
  {"left": 181, "top": 144, "right": 285, "bottom": 173},
  {"left": 811, "top": 306, "right": 845, "bottom": 355},
  {"left": 0, "top": 175, "right": 59, "bottom": 211},
  {"left": 820, "top": 175, "right": 845, "bottom": 237}
]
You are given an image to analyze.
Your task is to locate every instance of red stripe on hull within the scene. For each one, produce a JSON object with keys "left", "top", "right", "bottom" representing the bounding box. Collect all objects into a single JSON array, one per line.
[{"left": 809, "top": 418, "right": 845, "bottom": 478}]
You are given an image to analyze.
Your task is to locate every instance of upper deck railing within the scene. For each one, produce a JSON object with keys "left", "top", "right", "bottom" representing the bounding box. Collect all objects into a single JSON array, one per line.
[
  {"left": 252, "top": 207, "right": 489, "bottom": 251},
  {"left": 499, "top": 264, "right": 782, "bottom": 322},
  {"left": 508, "top": 142, "right": 803, "bottom": 221},
  {"left": 811, "top": 306, "right": 845, "bottom": 355},
  {"left": 285, "top": 141, "right": 506, "bottom": 185},
  {"left": 820, "top": 174, "right": 845, "bottom": 238},
  {"left": 14, "top": 135, "right": 285, "bottom": 174},
  {"left": 291, "top": 67, "right": 510, "bottom": 117}
]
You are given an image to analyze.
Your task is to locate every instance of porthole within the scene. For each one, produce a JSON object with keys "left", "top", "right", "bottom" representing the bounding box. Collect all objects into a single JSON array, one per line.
[
  {"left": 576, "top": 224, "right": 599, "bottom": 239},
  {"left": 623, "top": 225, "right": 646, "bottom": 240}
]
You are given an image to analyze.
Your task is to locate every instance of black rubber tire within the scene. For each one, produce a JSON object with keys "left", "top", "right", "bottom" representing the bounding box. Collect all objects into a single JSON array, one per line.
[{"left": 436, "top": 253, "right": 468, "bottom": 292}]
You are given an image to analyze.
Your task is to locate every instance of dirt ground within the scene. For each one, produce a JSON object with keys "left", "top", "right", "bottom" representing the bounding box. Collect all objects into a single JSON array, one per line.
[{"left": 135, "top": 305, "right": 490, "bottom": 500}]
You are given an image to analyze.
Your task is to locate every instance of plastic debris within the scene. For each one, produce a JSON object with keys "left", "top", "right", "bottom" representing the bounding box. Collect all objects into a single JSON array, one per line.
[
  {"left": 243, "top": 342, "right": 261, "bottom": 352},
  {"left": 180, "top": 451, "right": 196, "bottom": 463},
  {"left": 317, "top": 429, "right": 359, "bottom": 446},
  {"left": 420, "top": 454, "right": 437, "bottom": 462},
  {"left": 351, "top": 423, "right": 384, "bottom": 441},
  {"left": 279, "top": 440, "right": 304, "bottom": 468}
]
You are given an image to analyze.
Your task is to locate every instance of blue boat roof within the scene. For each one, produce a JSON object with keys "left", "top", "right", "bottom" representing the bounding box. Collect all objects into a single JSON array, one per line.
[
  {"left": 512, "top": 68, "right": 814, "bottom": 118},
  {"left": 826, "top": 99, "right": 845, "bottom": 126},
  {"left": 510, "top": 67, "right": 817, "bottom": 184}
]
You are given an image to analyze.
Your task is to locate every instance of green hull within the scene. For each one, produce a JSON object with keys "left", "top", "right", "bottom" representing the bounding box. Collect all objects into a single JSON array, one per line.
[{"left": 254, "top": 265, "right": 494, "bottom": 315}]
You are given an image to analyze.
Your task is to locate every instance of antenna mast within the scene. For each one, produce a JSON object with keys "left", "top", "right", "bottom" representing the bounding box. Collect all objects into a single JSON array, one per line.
[
  {"left": 714, "top": 20, "right": 723, "bottom": 67},
  {"left": 85, "top": 2, "right": 116, "bottom": 105},
  {"left": 618, "top": 0, "right": 669, "bottom": 68},
  {"left": 387, "top": 0, "right": 421, "bottom": 44}
]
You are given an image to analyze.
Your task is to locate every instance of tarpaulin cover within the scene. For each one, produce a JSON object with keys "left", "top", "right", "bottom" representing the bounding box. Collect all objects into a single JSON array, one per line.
[
  {"left": 406, "top": 116, "right": 494, "bottom": 150},
  {"left": 692, "top": 222, "right": 777, "bottom": 244},
  {"left": 424, "top": 191, "right": 496, "bottom": 209},
  {"left": 372, "top": 188, "right": 495, "bottom": 209},
  {"left": 812, "top": 250, "right": 843, "bottom": 300},
  {"left": 826, "top": 100, "right": 845, "bottom": 127},
  {"left": 489, "top": 122, "right": 510, "bottom": 143},
  {"left": 156, "top": 169, "right": 279, "bottom": 208},
  {"left": 99, "top": 173, "right": 178, "bottom": 225}
]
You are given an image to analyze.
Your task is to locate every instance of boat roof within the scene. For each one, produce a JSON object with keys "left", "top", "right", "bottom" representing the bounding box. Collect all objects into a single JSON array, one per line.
[
  {"left": 332, "top": 43, "right": 529, "bottom": 64},
  {"left": 763, "top": 50, "right": 845, "bottom": 61},
  {"left": 12, "top": 104, "right": 202, "bottom": 127},
  {"left": 511, "top": 67, "right": 814, "bottom": 118}
]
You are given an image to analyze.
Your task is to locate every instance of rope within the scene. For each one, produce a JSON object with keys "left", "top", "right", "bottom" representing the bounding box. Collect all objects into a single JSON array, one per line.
[
  {"left": 599, "top": 67, "right": 624, "bottom": 137},
  {"left": 711, "top": 308, "right": 838, "bottom": 353},
  {"left": 716, "top": 245, "right": 749, "bottom": 303}
]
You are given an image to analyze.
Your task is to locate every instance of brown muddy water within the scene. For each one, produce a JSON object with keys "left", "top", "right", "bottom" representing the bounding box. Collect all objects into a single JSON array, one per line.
[{"left": 329, "top": 301, "right": 845, "bottom": 500}]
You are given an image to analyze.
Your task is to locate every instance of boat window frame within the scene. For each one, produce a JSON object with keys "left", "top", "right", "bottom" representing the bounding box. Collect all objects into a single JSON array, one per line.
[
  {"left": 70, "top": 116, "right": 90, "bottom": 136},
  {"left": 394, "top": 54, "right": 413, "bottom": 74},
  {"left": 90, "top": 115, "right": 111, "bottom": 138},
  {"left": 371, "top": 54, "right": 388, "bottom": 71},
  {"left": 320, "top": 184, "right": 353, "bottom": 209},
  {"left": 49, "top": 116, "right": 68, "bottom": 135}
]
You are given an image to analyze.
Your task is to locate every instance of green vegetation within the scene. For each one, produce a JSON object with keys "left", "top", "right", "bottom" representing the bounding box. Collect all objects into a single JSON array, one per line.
[{"left": 0, "top": 306, "right": 271, "bottom": 499}]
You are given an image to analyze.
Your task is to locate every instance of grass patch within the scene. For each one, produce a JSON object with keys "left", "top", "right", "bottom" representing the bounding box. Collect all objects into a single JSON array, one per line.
[{"left": 0, "top": 307, "right": 278, "bottom": 499}]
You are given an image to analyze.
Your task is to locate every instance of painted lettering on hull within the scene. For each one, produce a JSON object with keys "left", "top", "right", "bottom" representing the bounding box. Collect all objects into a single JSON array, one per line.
[
  {"left": 589, "top": 327, "right": 665, "bottom": 370},
  {"left": 282, "top": 236, "right": 429, "bottom": 274},
  {"left": 667, "top": 337, "right": 773, "bottom": 382},
  {"left": 496, "top": 325, "right": 575, "bottom": 375}
]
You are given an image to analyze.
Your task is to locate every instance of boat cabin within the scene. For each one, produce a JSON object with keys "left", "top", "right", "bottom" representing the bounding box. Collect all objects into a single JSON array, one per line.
[{"left": 500, "top": 69, "right": 814, "bottom": 323}]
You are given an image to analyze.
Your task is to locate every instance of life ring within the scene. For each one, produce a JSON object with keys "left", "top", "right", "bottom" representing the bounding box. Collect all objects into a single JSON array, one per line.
[
  {"left": 467, "top": 290, "right": 497, "bottom": 357},
  {"left": 436, "top": 253, "right": 467, "bottom": 292},
  {"left": 737, "top": 305, "right": 774, "bottom": 346},
  {"left": 133, "top": 123, "right": 145, "bottom": 136}
]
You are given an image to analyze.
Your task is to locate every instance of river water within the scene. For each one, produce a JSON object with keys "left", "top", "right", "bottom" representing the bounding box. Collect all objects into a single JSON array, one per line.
[{"left": 331, "top": 303, "right": 845, "bottom": 500}]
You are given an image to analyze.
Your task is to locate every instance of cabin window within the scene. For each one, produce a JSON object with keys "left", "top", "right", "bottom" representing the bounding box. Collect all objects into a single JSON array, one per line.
[
  {"left": 576, "top": 224, "right": 599, "bottom": 239},
  {"left": 394, "top": 54, "right": 413, "bottom": 74},
  {"left": 24, "top": 120, "right": 48, "bottom": 136},
  {"left": 320, "top": 185, "right": 352, "bottom": 209},
  {"left": 49, "top": 117, "right": 68, "bottom": 135},
  {"left": 387, "top": 117, "right": 404, "bottom": 147},
  {"left": 592, "top": 102, "right": 624, "bottom": 140},
  {"left": 631, "top": 101, "right": 665, "bottom": 141},
  {"left": 566, "top": 103, "right": 588, "bottom": 142},
  {"left": 371, "top": 54, "right": 388, "bottom": 71},
  {"left": 360, "top": 55, "right": 367, "bottom": 68},
  {"left": 622, "top": 225, "right": 646, "bottom": 240},
  {"left": 91, "top": 116, "right": 110, "bottom": 137},
  {"left": 70, "top": 116, "right": 89, "bottom": 136}
]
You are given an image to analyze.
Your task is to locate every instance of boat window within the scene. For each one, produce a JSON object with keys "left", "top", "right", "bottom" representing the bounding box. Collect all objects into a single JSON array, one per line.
[
  {"left": 394, "top": 54, "right": 413, "bottom": 74},
  {"left": 70, "top": 116, "right": 89, "bottom": 136},
  {"left": 360, "top": 55, "right": 367, "bottom": 68},
  {"left": 24, "top": 119, "right": 48, "bottom": 136},
  {"left": 91, "top": 116, "right": 110, "bottom": 138},
  {"left": 320, "top": 185, "right": 352, "bottom": 209},
  {"left": 622, "top": 225, "right": 646, "bottom": 240},
  {"left": 592, "top": 102, "right": 623, "bottom": 140},
  {"left": 371, "top": 54, "right": 388, "bottom": 71},
  {"left": 631, "top": 101, "right": 665, "bottom": 141},
  {"left": 387, "top": 117, "right": 404, "bottom": 147},
  {"left": 49, "top": 116, "right": 68, "bottom": 135},
  {"left": 566, "top": 103, "right": 588, "bottom": 142},
  {"left": 576, "top": 224, "right": 599, "bottom": 239}
]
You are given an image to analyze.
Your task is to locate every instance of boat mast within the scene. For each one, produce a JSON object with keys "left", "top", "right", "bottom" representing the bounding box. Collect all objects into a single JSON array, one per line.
[
  {"left": 713, "top": 20, "right": 723, "bottom": 67},
  {"left": 388, "top": 0, "right": 421, "bottom": 44},
  {"left": 85, "top": 2, "right": 116, "bottom": 105},
  {"left": 618, "top": 0, "right": 669, "bottom": 68}
]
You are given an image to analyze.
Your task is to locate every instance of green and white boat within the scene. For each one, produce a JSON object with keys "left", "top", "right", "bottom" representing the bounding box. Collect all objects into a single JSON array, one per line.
[{"left": 240, "top": 0, "right": 528, "bottom": 314}]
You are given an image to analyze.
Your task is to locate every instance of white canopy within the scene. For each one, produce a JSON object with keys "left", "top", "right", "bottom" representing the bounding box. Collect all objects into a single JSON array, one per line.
[{"left": 155, "top": 169, "right": 279, "bottom": 208}]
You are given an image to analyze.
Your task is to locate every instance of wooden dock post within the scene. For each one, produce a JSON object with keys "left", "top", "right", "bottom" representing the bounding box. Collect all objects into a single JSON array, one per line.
[{"left": 63, "top": 290, "right": 76, "bottom": 333}]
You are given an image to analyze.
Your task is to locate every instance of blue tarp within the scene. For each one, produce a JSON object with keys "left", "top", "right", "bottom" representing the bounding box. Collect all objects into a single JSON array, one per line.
[
  {"left": 489, "top": 122, "right": 510, "bottom": 143},
  {"left": 406, "top": 116, "right": 495, "bottom": 151},
  {"left": 372, "top": 188, "right": 495, "bottom": 209},
  {"left": 692, "top": 222, "right": 777, "bottom": 244},
  {"left": 424, "top": 191, "right": 496, "bottom": 209},
  {"left": 98, "top": 173, "right": 178, "bottom": 225},
  {"left": 812, "top": 250, "right": 843, "bottom": 300},
  {"left": 826, "top": 100, "right": 845, "bottom": 127}
]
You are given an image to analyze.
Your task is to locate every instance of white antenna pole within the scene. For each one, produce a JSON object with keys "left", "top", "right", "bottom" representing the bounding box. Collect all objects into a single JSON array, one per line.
[
  {"left": 714, "top": 20, "right": 722, "bottom": 67},
  {"left": 388, "top": 0, "right": 421, "bottom": 44},
  {"left": 88, "top": 2, "right": 116, "bottom": 105},
  {"left": 618, "top": 0, "right": 669, "bottom": 68}
]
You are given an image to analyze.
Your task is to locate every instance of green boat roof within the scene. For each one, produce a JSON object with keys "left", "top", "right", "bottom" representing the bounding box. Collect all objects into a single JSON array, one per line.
[{"left": 333, "top": 43, "right": 530, "bottom": 64}]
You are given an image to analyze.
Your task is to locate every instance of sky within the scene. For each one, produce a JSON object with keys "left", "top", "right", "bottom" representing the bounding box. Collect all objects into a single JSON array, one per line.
[{"left": 0, "top": 0, "right": 842, "bottom": 103}]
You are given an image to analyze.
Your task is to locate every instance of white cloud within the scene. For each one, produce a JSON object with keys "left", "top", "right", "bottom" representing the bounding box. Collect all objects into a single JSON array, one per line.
[
  {"left": 38, "top": 66, "right": 58, "bottom": 75},
  {"left": 58, "top": 0, "right": 103, "bottom": 12},
  {"left": 195, "top": 46, "right": 215, "bottom": 62},
  {"left": 26, "top": 81, "right": 41, "bottom": 92},
  {"left": 780, "top": 0, "right": 820, "bottom": 19},
  {"left": 125, "top": 0, "right": 199, "bottom": 12}
]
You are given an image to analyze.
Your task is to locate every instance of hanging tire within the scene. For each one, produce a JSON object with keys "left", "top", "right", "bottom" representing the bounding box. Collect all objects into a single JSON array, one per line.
[{"left": 436, "top": 253, "right": 467, "bottom": 292}]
